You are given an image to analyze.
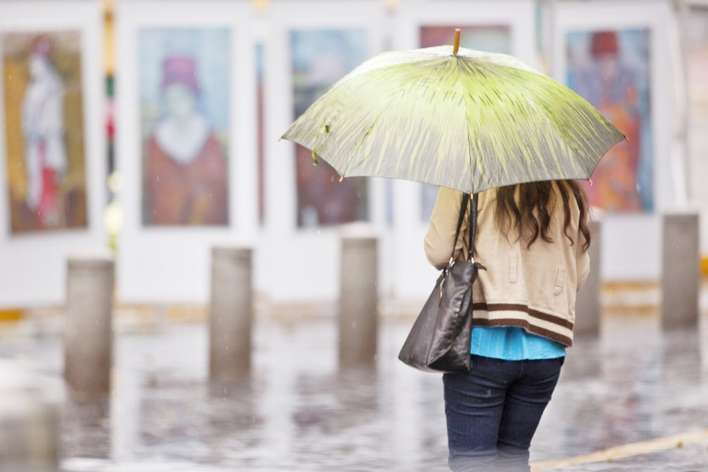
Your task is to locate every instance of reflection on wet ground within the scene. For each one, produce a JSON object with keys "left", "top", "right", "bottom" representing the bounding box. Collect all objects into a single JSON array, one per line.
[{"left": 1, "top": 311, "right": 707, "bottom": 471}]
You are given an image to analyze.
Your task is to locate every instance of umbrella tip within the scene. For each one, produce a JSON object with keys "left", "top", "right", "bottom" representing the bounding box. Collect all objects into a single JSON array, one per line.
[{"left": 453, "top": 29, "right": 461, "bottom": 55}]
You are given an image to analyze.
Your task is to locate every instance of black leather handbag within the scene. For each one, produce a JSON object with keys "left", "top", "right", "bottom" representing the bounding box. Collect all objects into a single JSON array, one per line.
[{"left": 398, "top": 192, "right": 485, "bottom": 373}]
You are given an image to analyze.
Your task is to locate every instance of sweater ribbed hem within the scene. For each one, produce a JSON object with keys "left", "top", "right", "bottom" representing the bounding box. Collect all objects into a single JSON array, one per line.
[{"left": 472, "top": 302, "right": 574, "bottom": 347}]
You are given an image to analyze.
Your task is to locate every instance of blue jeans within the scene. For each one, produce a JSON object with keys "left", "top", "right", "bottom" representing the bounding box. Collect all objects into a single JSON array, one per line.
[{"left": 443, "top": 355, "right": 564, "bottom": 471}]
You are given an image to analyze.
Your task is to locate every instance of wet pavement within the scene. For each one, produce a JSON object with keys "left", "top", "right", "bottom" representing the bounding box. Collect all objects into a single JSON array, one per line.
[{"left": 1, "top": 310, "right": 707, "bottom": 471}]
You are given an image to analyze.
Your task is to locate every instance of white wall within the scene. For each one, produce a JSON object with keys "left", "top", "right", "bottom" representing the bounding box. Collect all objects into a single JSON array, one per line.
[{"left": 0, "top": 0, "right": 693, "bottom": 309}]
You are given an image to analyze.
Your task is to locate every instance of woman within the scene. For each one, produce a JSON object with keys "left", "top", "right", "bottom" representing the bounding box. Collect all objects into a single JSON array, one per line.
[{"left": 425, "top": 181, "right": 591, "bottom": 471}]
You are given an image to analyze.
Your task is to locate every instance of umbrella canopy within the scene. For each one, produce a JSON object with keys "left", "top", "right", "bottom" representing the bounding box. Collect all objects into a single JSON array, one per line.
[{"left": 282, "top": 45, "right": 626, "bottom": 195}]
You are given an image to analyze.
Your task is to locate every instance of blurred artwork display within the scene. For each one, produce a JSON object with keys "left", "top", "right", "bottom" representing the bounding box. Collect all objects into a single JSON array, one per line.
[
  {"left": 139, "top": 28, "right": 229, "bottom": 226},
  {"left": 419, "top": 25, "right": 511, "bottom": 221},
  {"left": 567, "top": 29, "right": 653, "bottom": 213},
  {"left": 291, "top": 29, "right": 368, "bottom": 227},
  {"left": 2, "top": 31, "right": 87, "bottom": 233}
]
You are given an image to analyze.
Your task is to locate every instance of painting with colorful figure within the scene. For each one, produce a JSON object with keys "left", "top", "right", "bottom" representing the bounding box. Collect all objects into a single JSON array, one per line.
[
  {"left": 291, "top": 29, "right": 368, "bottom": 228},
  {"left": 2, "top": 31, "right": 87, "bottom": 233},
  {"left": 566, "top": 29, "right": 653, "bottom": 213},
  {"left": 139, "top": 28, "right": 230, "bottom": 226}
]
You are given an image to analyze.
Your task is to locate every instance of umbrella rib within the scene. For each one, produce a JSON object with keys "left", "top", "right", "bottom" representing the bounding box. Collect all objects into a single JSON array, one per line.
[
  {"left": 465, "top": 113, "right": 475, "bottom": 194},
  {"left": 458, "top": 59, "right": 478, "bottom": 194}
]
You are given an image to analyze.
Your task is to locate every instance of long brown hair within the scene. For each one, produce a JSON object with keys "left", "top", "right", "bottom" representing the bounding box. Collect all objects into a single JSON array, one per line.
[{"left": 494, "top": 181, "right": 591, "bottom": 251}]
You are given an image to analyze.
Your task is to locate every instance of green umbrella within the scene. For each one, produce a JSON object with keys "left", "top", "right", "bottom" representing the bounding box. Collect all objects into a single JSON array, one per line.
[{"left": 282, "top": 32, "right": 625, "bottom": 195}]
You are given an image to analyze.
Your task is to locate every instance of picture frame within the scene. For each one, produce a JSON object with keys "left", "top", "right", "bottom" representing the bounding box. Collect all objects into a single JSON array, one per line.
[
  {"left": 0, "top": 1, "right": 105, "bottom": 307},
  {"left": 262, "top": 1, "right": 385, "bottom": 304},
  {"left": 116, "top": 1, "right": 257, "bottom": 304},
  {"left": 552, "top": 1, "right": 674, "bottom": 281}
]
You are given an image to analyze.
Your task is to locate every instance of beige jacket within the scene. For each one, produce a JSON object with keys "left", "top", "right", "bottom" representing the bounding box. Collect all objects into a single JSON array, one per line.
[{"left": 424, "top": 186, "right": 590, "bottom": 347}]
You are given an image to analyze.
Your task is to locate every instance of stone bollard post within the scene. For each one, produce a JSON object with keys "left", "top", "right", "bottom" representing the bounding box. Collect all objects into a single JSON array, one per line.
[
  {"left": 661, "top": 211, "right": 700, "bottom": 330},
  {"left": 209, "top": 246, "right": 253, "bottom": 381},
  {"left": 575, "top": 218, "right": 602, "bottom": 336},
  {"left": 0, "top": 361, "right": 61, "bottom": 472},
  {"left": 339, "top": 224, "right": 379, "bottom": 368},
  {"left": 65, "top": 255, "right": 114, "bottom": 400}
]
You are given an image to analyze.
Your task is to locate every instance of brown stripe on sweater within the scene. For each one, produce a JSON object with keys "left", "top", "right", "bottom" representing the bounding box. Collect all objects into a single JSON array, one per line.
[
  {"left": 472, "top": 318, "right": 573, "bottom": 347},
  {"left": 472, "top": 302, "right": 574, "bottom": 330}
]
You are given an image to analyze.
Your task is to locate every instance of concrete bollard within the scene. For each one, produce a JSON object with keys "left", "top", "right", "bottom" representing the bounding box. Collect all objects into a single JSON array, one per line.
[
  {"left": 0, "top": 361, "right": 61, "bottom": 472},
  {"left": 575, "top": 218, "right": 602, "bottom": 337},
  {"left": 661, "top": 211, "right": 700, "bottom": 330},
  {"left": 65, "top": 255, "right": 114, "bottom": 400},
  {"left": 339, "top": 224, "right": 379, "bottom": 368},
  {"left": 209, "top": 246, "right": 253, "bottom": 381}
]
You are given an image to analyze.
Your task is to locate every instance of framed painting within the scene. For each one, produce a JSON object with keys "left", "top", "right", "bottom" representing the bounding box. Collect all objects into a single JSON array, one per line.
[
  {"left": 116, "top": 1, "right": 256, "bottom": 304},
  {"left": 138, "top": 28, "right": 230, "bottom": 227},
  {"left": 290, "top": 29, "right": 369, "bottom": 228},
  {"left": 262, "top": 1, "right": 385, "bottom": 303},
  {"left": 2, "top": 31, "right": 88, "bottom": 233},
  {"left": 0, "top": 1, "right": 105, "bottom": 307},
  {"left": 553, "top": 1, "right": 674, "bottom": 281},
  {"left": 566, "top": 29, "right": 653, "bottom": 213}
]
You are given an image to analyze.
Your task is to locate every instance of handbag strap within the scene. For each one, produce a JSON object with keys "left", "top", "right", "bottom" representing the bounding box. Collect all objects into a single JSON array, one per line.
[
  {"left": 449, "top": 192, "right": 480, "bottom": 265},
  {"left": 449, "top": 193, "right": 470, "bottom": 265},
  {"left": 467, "top": 193, "right": 479, "bottom": 262}
]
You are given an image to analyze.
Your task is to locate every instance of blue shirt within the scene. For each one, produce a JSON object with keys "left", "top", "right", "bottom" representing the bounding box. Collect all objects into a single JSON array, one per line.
[{"left": 470, "top": 327, "right": 566, "bottom": 360}]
